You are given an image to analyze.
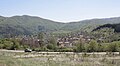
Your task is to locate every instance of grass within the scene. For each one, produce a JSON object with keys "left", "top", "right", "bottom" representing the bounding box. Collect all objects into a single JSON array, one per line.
[{"left": 0, "top": 51, "right": 120, "bottom": 66}]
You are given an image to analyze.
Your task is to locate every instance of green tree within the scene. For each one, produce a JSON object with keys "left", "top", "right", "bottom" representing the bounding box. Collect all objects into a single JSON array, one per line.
[
  {"left": 75, "top": 42, "right": 85, "bottom": 52},
  {"left": 107, "top": 43, "right": 118, "bottom": 52},
  {"left": 10, "top": 40, "right": 20, "bottom": 50},
  {"left": 3, "top": 41, "right": 13, "bottom": 50},
  {"left": 88, "top": 40, "right": 98, "bottom": 52},
  {"left": 47, "top": 36, "right": 57, "bottom": 50},
  {"left": 0, "top": 44, "right": 4, "bottom": 49},
  {"left": 97, "top": 44, "right": 105, "bottom": 52},
  {"left": 38, "top": 32, "right": 45, "bottom": 47}
]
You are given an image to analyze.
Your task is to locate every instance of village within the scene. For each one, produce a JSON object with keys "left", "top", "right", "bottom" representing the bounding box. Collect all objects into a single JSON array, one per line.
[{"left": 18, "top": 32, "right": 92, "bottom": 48}]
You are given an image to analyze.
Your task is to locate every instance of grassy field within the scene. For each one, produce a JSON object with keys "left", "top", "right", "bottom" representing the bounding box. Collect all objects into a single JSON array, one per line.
[{"left": 0, "top": 51, "right": 120, "bottom": 66}]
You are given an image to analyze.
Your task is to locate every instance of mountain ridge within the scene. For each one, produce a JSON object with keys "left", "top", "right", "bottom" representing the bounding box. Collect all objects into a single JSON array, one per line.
[{"left": 0, "top": 15, "right": 120, "bottom": 37}]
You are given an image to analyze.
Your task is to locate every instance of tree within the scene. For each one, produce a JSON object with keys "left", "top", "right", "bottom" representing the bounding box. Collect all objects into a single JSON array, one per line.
[
  {"left": 0, "top": 44, "right": 4, "bottom": 49},
  {"left": 38, "top": 32, "right": 45, "bottom": 47},
  {"left": 97, "top": 44, "right": 105, "bottom": 52},
  {"left": 107, "top": 43, "right": 118, "bottom": 52},
  {"left": 49, "top": 36, "right": 57, "bottom": 46},
  {"left": 88, "top": 40, "right": 98, "bottom": 52},
  {"left": 10, "top": 40, "right": 20, "bottom": 50},
  {"left": 47, "top": 36, "right": 57, "bottom": 50},
  {"left": 3, "top": 40, "right": 13, "bottom": 50},
  {"left": 75, "top": 42, "right": 85, "bottom": 52}
]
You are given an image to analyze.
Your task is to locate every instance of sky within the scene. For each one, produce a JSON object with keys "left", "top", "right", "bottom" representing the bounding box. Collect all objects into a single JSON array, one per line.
[{"left": 0, "top": 0, "right": 120, "bottom": 22}]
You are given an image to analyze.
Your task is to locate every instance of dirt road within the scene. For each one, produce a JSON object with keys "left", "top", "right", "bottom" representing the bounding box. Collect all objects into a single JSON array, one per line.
[{"left": 0, "top": 49, "right": 119, "bottom": 55}]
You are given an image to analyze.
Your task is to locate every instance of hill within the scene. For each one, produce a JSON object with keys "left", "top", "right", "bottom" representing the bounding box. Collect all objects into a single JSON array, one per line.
[
  {"left": 0, "top": 15, "right": 120, "bottom": 37},
  {"left": 0, "top": 15, "right": 65, "bottom": 36},
  {"left": 61, "top": 17, "right": 120, "bottom": 31},
  {"left": 93, "top": 23, "right": 120, "bottom": 32}
]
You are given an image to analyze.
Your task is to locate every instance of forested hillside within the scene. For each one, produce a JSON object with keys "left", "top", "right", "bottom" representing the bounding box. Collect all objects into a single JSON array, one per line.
[
  {"left": 93, "top": 23, "right": 120, "bottom": 32},
  {"left": 0, "top": 15, "right": 120, "bottom": 37},
  {"left": 0, "top": 15, "right": 65, "bottom": 36}
]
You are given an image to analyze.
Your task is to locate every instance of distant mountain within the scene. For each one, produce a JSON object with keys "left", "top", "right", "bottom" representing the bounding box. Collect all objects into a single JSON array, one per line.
[{"left": 0, "top": 15, "right": 120, "bottom": 36}]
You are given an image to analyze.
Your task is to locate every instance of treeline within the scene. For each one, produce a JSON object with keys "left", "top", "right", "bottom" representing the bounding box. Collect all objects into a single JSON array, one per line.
[
  {"left": 0, "top": 39, "right": 29, "bottom": 50},
  {"left": 30, "top": 40, "right": 120, "bottom": 52},
  {"left": 0, "top": 32, "right": 120, "bottom": 52},
  {"left": 0, "top": 38, "right": 120, "bottom": 52},
  {"left": 74, "top": 40, "right": 120, "bottom": 52}
]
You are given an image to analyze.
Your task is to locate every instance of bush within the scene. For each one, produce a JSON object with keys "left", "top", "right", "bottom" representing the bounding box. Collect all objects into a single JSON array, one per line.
[{"left": 47, "top": 44, "right": 54, "bottom": 50}]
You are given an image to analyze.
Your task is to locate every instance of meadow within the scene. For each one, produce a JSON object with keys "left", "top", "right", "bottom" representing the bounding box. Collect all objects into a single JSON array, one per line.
[{"left": 0, "top": 51, "right": 120, "bottom": 66}]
